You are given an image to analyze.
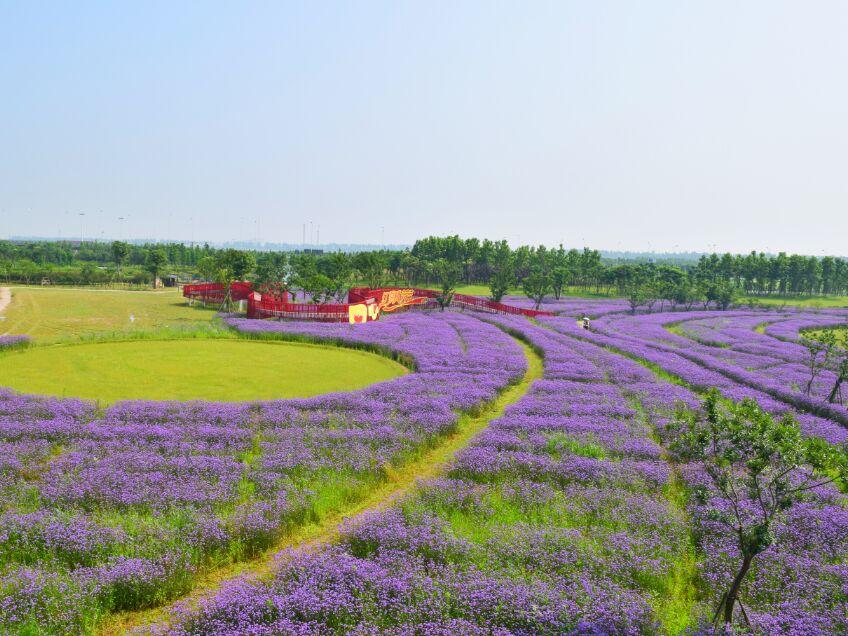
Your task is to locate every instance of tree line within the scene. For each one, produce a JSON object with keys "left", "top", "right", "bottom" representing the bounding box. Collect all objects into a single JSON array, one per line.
[{"left": 1, "top": 238, "right": 847, "bottom": 308}]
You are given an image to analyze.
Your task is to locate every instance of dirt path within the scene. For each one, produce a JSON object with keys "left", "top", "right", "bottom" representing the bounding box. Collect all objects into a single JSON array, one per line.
[{"left": 99, "top": 337, "right": 544, "bottom": 635}]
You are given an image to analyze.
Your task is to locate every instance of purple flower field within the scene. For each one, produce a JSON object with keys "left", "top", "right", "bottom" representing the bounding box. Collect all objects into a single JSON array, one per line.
[
  {"left": 151, "top": 308, "right": 847, "bottom": 636},
  {"left": 1, "top": 302, "right": 846, "bottom": 634},
  {"left": 0, "top": 313, "right": 525, "bottom": 634},
  {"left": 0, "top": 335, "right": 30, "bottom": 349}
]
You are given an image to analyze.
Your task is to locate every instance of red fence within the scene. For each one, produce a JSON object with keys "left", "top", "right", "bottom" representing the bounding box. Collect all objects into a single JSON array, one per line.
[
  {"left": 451, "top": 292, "right": 551, "bottom": 317},
  {"left": 247, "top": 288, "right": 551, "bottom": 322},
  {"left": 183, "top": 282, "right": 254, "bottom": 303},
  {"left": 247, "top": 294, "right": 365, "bottom": 321},
  {"left": 186, "top": 283, "right": 552, "bottom": 322}
]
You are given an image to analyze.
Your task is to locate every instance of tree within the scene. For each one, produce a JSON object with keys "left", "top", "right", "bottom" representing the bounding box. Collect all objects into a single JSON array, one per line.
[
  {"left": 549, "top": 246, "right": 571, "bottom": 300},
  {"left": 800, "top": 331, "right": 837, "bottom": 396},
  {"left": 522, "top": 246, "right": 552, "bottom": 309},
  {"left": 289, "top": 254, "right": 318, "bottom": 302},
  {"left": 110, "top": 241, "right": 129, "bottom": 274},
  {"left": 217, "top": 249, "right": 255, "bottom": 281},
  {"left": 712, "top": 280, "right": 739, "bottom": 311},
  {"left": 254, "top": 253, "right": 289, "bottom": 299},
  {"left": 13, "top": 259, "right": 37, "bottom": 285},
  {"left": 668, "top": 390, "right": 847, "bottom": 629},
  {"left": 302, "top": 273, "right": 336, "bottom": 304},
  {"left": 626, "top": 284, "right": 649, "bottom": 314},
  {"left": 79, "top": 262, "right": 98, "bottom": 285},
  {"left": 655, "top": 265, "right": 685, "bottom": 311},
  {"left": 321, "top": 253, "right": 354, "bottom": 302},
  {"left": 827, "top": 349, "right": 848, "bottom": 404},
  {"left": 488, "top": 240, "right": 514, "bottom": 302},
  {"left": 196, "top": 256, "right": 218, "bottom": 282},
  {"left": 669, "top": 279, "right": 696, "bottom": 311},
  {"left": 431, "top": 259, "right": 461, "bottom": 311},
  {"left": 522, "top": 270, "right": 551, "bottom": 310},
  {"left": 145, "top": 249, "right": 168, "bottom": 287},
  {"left": 354, "top": 252, "right": 387, "bottom": 289}
]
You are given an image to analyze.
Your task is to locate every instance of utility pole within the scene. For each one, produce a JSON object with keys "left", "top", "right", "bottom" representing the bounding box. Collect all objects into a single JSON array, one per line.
[{"left": 79, "top": 212, "right": 86, "bottom": 244}]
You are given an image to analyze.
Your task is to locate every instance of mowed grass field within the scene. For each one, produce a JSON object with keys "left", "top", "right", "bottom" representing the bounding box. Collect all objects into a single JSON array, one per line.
[
  {"left": 0, "top": 286, "right": 406, "bottom": 402},
  {"left": 0, "top": 339, "right": 406, "bottom": 403},
  {"left": 0, "top": 286, "right": 214, "bottom": 342},
  {"left": 740, "top": 293, "right": 848, "bottom": 308}
]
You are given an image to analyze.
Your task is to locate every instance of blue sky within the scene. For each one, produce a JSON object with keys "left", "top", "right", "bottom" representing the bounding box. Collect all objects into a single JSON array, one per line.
[{"left": 1, "top": 1, "right": 846, "bottom": 254}]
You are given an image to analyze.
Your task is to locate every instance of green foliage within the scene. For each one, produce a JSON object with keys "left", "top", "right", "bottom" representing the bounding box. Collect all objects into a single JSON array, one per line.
[
  {"left": 217, "top": 249, "right": 256, "bottom": 281},
  {"left": 144, "top": 249, "right": 168, "bottom": 286},
  {"left": 253, "top": 252, "right": 289, "bottom": 299},
  {"left": 430, "top": 259, "right": 461, "bottom": 310},
  {"left": 520, "top": 245, "right": 553, "bottom": 309},
  {"left": 110, "top": 241, "right": 129, "bottom": 272},
  {"left": 353, "top": 252, "right": 387, "bottom": 289},
  {"left": 668, "top": 390, "right": 848, "bottom": 627},
  {"left": 488, "top": 240, "right": 514, "bottom": 302}
]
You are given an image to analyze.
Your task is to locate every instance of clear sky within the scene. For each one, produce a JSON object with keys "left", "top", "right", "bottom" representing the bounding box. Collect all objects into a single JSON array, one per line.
[{"left": 1, "top": 1, "right": 846, "bottom": 254}]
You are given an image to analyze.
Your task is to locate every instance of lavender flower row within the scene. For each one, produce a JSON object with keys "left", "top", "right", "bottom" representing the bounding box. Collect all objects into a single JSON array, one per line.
[
  {"left": 160, "top": 316, "right": 697, "bottom": 634},
  {"left": 532, "top": 317, "right": 848, "bottom": 633},
  {"left": 0, "top": 334, "right": 30, "bottom": 349},
  {"left": 0, "top": 312, "right": 526, "bottom": 633},
  {"left": 545, "top": 312, "right": 848, "bottom": 444}
]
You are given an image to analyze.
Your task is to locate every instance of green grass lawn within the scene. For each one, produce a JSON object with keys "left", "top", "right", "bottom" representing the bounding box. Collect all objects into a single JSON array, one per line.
[
  {"left": 1, "top": 286, "right": 215, "bottom": 343},
  {"left": 0, "top": 338, "right": 406, "bottom": 403},
  {"left": 740, "top": 294, "right": 848, "bottom": 308}
]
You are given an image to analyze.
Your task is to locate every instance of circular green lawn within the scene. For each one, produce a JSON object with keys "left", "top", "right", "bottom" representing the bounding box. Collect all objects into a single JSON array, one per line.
[{"left": 0, "top": 339, "right": 406, "bottom": 403}]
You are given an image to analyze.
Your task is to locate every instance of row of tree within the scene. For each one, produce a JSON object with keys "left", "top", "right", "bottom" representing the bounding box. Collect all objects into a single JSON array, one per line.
[
  {"left": 0, "top": 240, "right": 211, "bottom": 268},
  {"left": 2, "top": 238, "right": 848, "bottom": 306}
]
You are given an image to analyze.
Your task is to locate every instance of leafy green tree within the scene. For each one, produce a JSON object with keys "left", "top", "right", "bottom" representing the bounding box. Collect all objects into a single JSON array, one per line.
[
  {"left": 488, "top": 240, "right": 514, "bottom": 302},
  {"left": 217, "top": 249, "right": 255, "bottom": 281},
  {"left": 522, "top": 270, "right": 551, "bottom": 310},
  {"left": 431, "top": 259, "right": 461, "bottom": 311},
  {"left": 321, "top": 253, "right": 354, "bottom": 302},
  {"left": 668, "top": 390, "right": 848, "bottom": 629},
  {"left": 669, "top": 279, "right": 696, "bottom": 311},
  {"left": 145, "top": 249, "right": 168, "bottom": 287},
  {"left": 196, "top": 256, "right": 218, "bottom": 282},
  {"left": 13, "top": 259, "right": 38, "bottom": 285},
  {"left": 254, "top": 253, "right": 289, "bottom": 299},
  {"left": 521, "top": 246, "right": 552, "bottom": 309},
  {"left": 800, "top": 331, "right": 837, "bottom": 396},
  {"left": 712, "top": 280, "right": 739, "bottom": 310},
  {"left": 302, "top": 273, "right": 336, "bottom": 304},
  {"left": 79, "top": 262, "right": 98, "bottom": 284},
  {"left": 110, "top": 241, "right": 129, "bottom": 274},
  {"left": 548, "top": 246, "right": 571, "bottom": 300},
  {"left": 289, "top": 254, "right": 318, "bottom": 301},
  {"left": 354, "top": 252, "right": 387, "bottom": 289},
  {"left": 626, "top": 284, "right": 649, "bottom": 314}
]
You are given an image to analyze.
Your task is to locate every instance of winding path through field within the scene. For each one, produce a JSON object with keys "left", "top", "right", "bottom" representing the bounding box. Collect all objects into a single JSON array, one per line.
[{"left": 99, "top": 337, "right": 545, "bottom": 636}]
